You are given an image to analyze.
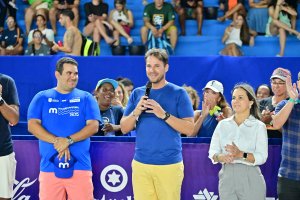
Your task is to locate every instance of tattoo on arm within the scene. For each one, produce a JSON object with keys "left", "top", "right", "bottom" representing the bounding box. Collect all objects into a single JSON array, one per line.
[{"left": 64, "top": 29, "right": 74, "bottom": 52}]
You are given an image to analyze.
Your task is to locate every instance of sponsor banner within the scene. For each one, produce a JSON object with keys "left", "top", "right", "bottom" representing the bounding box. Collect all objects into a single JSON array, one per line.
[{"left": 13, "top": 141, "right": 280, "bottom": 199}]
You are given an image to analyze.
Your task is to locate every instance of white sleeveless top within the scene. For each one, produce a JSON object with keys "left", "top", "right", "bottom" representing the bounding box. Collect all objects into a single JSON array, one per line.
[
  {"left": 111, "top": 10, "right": 129, "bottom": 24},
  {"left": 225, "top": 27, "right": 242, "bottom": 47}
]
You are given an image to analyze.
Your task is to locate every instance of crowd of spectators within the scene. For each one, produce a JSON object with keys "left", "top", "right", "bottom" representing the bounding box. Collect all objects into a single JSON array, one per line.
[{"left": 0, "top": 0, "right": 299, "bottom": 56}]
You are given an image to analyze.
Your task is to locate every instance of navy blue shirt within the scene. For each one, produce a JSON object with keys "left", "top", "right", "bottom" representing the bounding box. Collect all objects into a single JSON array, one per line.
[
  {"left": 96, "top": 106, "right": 123, "bottom": 136},
  {"left": 0, "top": 27, "right": 24, "bottom": 47},
  {"left": 0, "top": 74, "right": 20, "bottom": 157}
]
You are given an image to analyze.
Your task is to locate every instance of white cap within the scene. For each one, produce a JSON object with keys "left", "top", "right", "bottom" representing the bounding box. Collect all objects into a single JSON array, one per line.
[{"left": 203, "top": 80, "right": 224, "bottom": 94}]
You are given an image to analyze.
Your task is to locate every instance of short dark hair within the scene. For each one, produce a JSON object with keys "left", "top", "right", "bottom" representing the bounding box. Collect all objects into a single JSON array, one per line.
[
  {"left": 36, "top": 14, "right": 46, "bottom": 21},
  {"left": 119, "top": 78, "right": 134, "bottom": 87},
  {"left": 56, "top": 57, "right": 78, "bottom": 74},
  {"left": 145, "top": 48, "right": 169, "bottom": 65},
  {"left": 61, "top": 9, "right": 74, "bottom": 21}
]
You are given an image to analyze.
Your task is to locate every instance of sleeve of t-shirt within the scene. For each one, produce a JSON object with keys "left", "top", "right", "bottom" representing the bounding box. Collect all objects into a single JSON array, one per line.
[
  {"left": 274, "top": 100, "right": 287, "bottom": 114},
  {"left": 5, "top": 77, "right": 20, "bottom": 106},
  {"left": 25, "top": 46, "right": 33, "bottom": 55},
  {"left": 27, "top": 92, "right": 44, "bottom": 120},
  {"left": 28, "top": 30, "right": 33, "bottom": 43},
  {"left": 167, "top": 4, "right": 175, "bottom": 22},
  {"left": 177, "top": 88, "right": 194, "bottom": 118},
  {"left": 124, "top": 90, "right": 139, "bottom": 116},
  {"left": 85, "top": 93, "right": 102, "bottom": 123},
  {"left": 143, "top": 4, "right": 151, "bottom": 20}
]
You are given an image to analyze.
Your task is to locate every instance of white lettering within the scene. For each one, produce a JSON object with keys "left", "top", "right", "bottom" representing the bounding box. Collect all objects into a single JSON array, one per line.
[
  {"left": 13, "top": 178, "right": 37, "bottom": 200},
  {"left": 58, "top": 162, "right": 70, "bottom": 169},
  {"left": 48, "top": 108, "right": 57, "bottom": 114}
]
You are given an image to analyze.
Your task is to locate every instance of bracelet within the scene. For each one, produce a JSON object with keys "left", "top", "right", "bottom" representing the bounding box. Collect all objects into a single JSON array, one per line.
[{"left": 288, "top": 98, "right": 297, "bottom": 104}]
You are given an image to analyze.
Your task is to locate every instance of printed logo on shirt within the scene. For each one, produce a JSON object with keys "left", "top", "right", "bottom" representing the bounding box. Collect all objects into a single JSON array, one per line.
[
  {"left": 48, "top": 106, "right": 79, "bottom": 116},
  {"left": 48, "top": 98, "right": 59, "bottom": 103},
  {"left": 69, "top": 98, "right": 80, "bottom": 103}
]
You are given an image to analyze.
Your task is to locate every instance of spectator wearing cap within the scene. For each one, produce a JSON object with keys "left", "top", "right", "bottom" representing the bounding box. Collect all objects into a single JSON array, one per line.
[
  {"left": 192, "top": 80, "right": 232, "bottom": 137},
  {"left": 272, "top": 71, "right": 300, "bottom": 200},
  {"left": 259, "top": 67, "right": 290, "bottom": 138},
  {"left": 94, "top": 78, "right": 124, "bottom": 136}
]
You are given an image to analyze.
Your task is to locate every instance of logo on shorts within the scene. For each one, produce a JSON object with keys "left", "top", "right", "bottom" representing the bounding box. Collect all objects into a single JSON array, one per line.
[
  {"left": 193, "top": 188, "right": 218, "bottom": 200},
  {"left": 100, "top": 165, "right": 128, "bottom": 193}
]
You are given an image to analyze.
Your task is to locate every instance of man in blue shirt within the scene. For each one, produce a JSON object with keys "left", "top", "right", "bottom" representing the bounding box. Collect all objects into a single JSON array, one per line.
[
  {"left": 273, "top": 72, "right": 300, "bottom": 200},
  {"left": 120, "top": 48, "right": 194, "bottom": 200},
  {"left": 28, "top": 57, "right": 101, "bottom": 199}
]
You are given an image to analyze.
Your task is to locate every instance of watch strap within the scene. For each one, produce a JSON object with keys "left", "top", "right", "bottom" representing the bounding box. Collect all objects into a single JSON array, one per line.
[
  {"left": 163, "top": 112, "right": 171, "bottom": 121},
  {"left": 67, "top": 136, "right": 74, "bottom": 145}
]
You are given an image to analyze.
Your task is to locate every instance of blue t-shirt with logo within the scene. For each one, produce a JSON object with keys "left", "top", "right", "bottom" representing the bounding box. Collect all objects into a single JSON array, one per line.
[
  {"left": 124, "top": 83, "right": 194, "bottom": 165},
  {"left": 27, "top": 88, "right": 101, "bottom": 172}
]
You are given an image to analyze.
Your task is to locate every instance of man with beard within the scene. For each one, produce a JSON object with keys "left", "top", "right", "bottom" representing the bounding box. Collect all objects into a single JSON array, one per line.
[
  {"left": 52, "top": 9, "right": 82, "bottom": 56},
  {"left": 120, "top": 48, "right": 194, "bottom": 200}
]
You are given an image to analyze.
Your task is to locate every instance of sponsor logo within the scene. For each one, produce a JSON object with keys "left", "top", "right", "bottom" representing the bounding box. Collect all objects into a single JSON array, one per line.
[
  {"left": 58, "top": 162, "right": 70, "bottom": 169},
  {"left": 48, "top": 98, "right": 59, "bottom": 103},
  {"left": 100, "top": 165, "right": 128, "bottom": 193},
  {"left": 69, "top": 98, "right": 80, "bottom": 103},
  {"left": 48, "top": 106, "right": 79, "bottom": 116},
  {"left": 13, "top": 178, "right": 37, "bottom": 200},
  {"left": 48, "top": 108, "right": 58, "bottom": 114},
  {"left": 193, "top": 188, "right": 218, "bottom": 200}
]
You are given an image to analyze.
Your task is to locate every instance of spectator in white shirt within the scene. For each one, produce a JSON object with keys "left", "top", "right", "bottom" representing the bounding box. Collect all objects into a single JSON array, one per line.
[{"left": 209, "top": 83, "right": 268, "bottom": 200}]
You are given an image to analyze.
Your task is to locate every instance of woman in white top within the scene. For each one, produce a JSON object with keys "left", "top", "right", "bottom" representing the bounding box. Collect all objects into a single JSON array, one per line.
[
  {"left": 109, "top": 0, "right": 134, "bottom": 45},
  {"left": 220, "top": 13, "right": 255, "bottom": 56},
  {"left": 209, "top": 83, "right": 268, "bottom": 200}
]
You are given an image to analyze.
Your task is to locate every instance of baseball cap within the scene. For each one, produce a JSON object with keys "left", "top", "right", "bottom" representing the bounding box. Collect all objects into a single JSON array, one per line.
[
  {"left": 270, "top": 67, "right": 291, "bottom": 81},
  {"left": 203, "top": 80, "right": 224, "bottom": 94},
  {"left": 50, "top": 154, "right": 76, "bottom": 178},
  {"left": 95, "top": 78, "right": 118, "bottom": 91}
]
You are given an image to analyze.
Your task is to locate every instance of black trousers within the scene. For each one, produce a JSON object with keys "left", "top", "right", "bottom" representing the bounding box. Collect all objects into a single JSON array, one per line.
[
  {"left": 0, "top": 0, "right": 16, "bottom": 28},
  {"left": 277, "top": 176, "right": 300, "bottom": 200}
]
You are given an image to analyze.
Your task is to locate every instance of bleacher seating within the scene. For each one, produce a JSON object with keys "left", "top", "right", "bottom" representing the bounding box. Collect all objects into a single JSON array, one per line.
[{"left": 14, "top": 0, "right": 300, "bottom": 56}]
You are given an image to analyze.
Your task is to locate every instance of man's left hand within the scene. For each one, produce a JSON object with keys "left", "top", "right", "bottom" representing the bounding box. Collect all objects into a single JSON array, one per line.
[
  {"left": 144, "top": 99, "right": 165, "bottom": 119},
  {"left": 54, "top": 137, "right": 69, "bottom": 153}
]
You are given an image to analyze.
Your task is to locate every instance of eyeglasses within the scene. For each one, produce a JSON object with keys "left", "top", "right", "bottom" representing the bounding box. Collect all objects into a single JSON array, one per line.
[
  {"left": 271, "top": 81, "right": 285, "bottom": 86},
  {"left": 33, "top": 35, "right": 42, "bottom": 39}
]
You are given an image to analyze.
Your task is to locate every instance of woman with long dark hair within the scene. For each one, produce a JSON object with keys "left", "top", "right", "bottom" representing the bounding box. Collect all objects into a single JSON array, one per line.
[
  {"left": 209, "top": 83, "right": 268, "bottom": 200},
  {"left": 220, "top": 13, "right": 256, "bottom": 56}
]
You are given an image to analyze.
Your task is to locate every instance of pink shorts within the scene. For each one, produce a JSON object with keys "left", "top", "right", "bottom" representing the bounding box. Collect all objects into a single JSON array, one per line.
[
  {"left": 122, "top": 25, "right": 131, "bottom": 35},
  {"left": 39, "top": 170, "right": 93, "bottom": 200}
]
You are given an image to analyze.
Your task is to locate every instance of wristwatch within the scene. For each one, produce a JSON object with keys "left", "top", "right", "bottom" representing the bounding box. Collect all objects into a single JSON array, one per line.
[
  {"left": 243, "top": 152, "right": 248, "bottom": 160},
  {"left": 163, "top": 112, "right": 171, "bottom": 121},
  {"left": 66, "top": 136, "right": 74, "bottom": 145},
  {"left": 0, "top": 96, "right": 4, "bottom": 106}
]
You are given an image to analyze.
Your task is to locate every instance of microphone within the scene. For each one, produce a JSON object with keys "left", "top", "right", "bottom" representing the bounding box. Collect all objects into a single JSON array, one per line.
[{"left": 145, "top": 81, "right": 152, "bottom": 98}]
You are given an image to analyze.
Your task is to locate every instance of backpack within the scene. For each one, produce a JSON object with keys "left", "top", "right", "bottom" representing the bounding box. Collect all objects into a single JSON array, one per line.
[
  {"left": 147, "top": 26, "right": 173, "bottom": 55},
  {"left": 80, "top": 35, "right": 100, "bottom": 56}
]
